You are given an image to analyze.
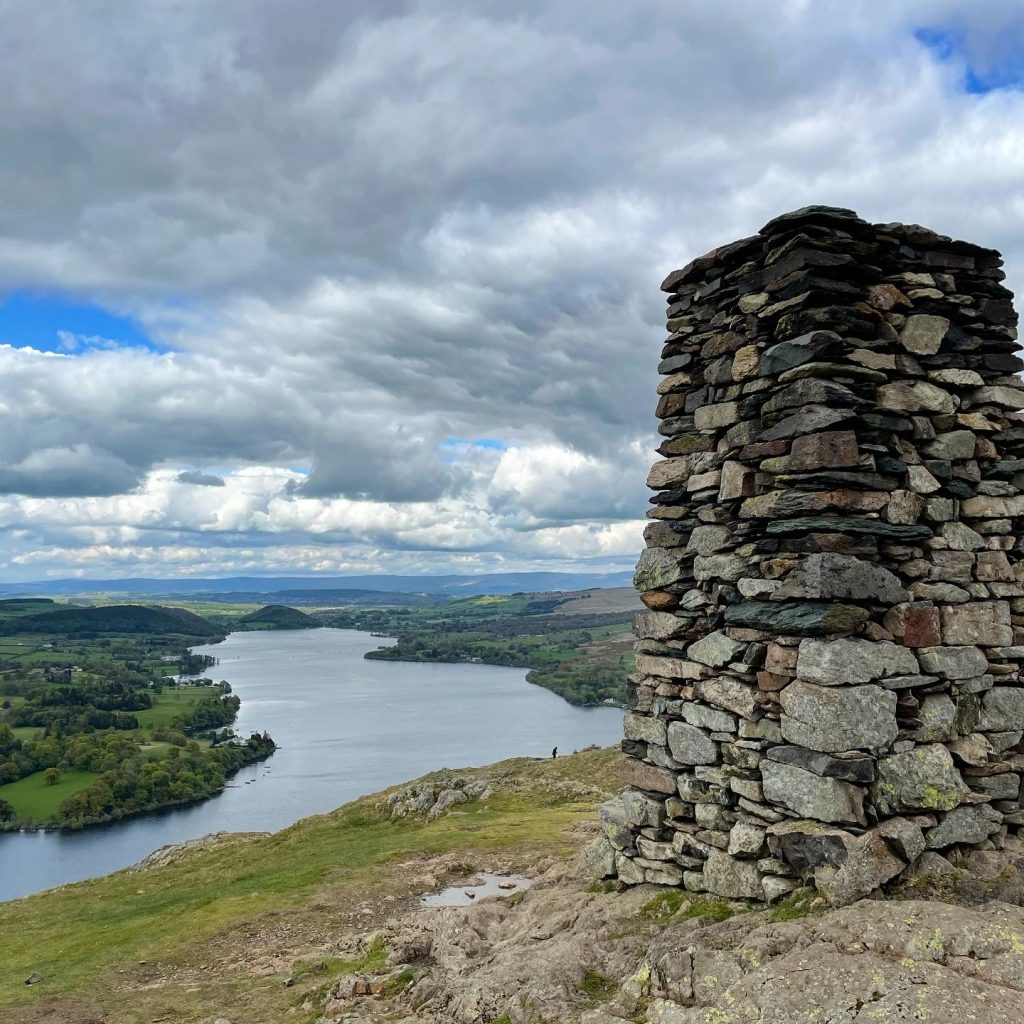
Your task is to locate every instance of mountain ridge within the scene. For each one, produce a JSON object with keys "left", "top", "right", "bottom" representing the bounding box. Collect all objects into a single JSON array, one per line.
[{"left": 0, "top": 571, "right": 634, "bottom": 597}]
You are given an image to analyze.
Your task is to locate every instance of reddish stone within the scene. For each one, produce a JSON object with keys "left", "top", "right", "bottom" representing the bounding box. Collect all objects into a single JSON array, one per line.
[
  {"left": 881, "top": 602, "right": 940, "bottom": 647},
  {"left": 701, "top": 332, "right": 746, "bottom": 359},
  {"left": 765, "top": 642, "right": 798, "bottom": 674},
  {"left": 976, "top": 551, "right": 1015, "bottom": 582},
  {"left": 975, "top": 436, "right": 998, "bottom": 460},
  {"left": 757, "top": 670, "right": 790, "bottom": 692},
  {"left": 904, "top": 606, "right": 942, "bottom": 648},
  {"left": 862, "top": 621, "right": 895, "bottom": 642},
  {"left": 656, "top": 392, "right": 688, "bottom": 419},
  {"left": 641, "top": 590, "right": 678, "bottom": 610},
  {"left": 729, "top": 627, "right": 768, "bottom": 642},
  {"left": 788, "top": 430, "right": 860, "bottom": 471},
  {"left": 867, "top": 283, "right": 912, "bottom": 311},
  {"left": 719, "top": 461, "right": 756, "bottom": 500},
  {"left": 618, "top": 758, "right": 678, "bottom": 795},
  {"left": 740, "top": 440, "right": 788, "bottom": 461}
]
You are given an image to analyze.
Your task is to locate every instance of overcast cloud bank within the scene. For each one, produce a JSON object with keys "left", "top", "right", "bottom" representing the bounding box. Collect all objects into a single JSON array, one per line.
[{"left": 1, "top": 1, "right": 1023, "bottom": 580}]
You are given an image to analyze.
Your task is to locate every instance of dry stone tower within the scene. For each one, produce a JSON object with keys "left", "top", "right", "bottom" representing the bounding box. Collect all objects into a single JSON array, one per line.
[{"left": 592, "top": 205, "right": 1024, "bottom": 905}]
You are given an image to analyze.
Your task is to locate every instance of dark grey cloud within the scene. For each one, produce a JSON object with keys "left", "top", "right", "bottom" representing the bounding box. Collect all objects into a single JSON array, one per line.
[
  {"left": 176, "top": 470, "right": 226, "bottom": 487},
  {"left": 0, "top": 445, "right": 138, "bottom": 497}
]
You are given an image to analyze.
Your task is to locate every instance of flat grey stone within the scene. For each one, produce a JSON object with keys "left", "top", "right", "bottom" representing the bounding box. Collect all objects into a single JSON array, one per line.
[
  {"left": 695, "top": 676, "right": 759, "bottom": 718},
  {"left": 624, "top": 713, "right": 667, "bottom": 746},
  {"left": 915, "top": 694, "right": 956, "bottom": 742},
  {"left": 667, "top": 721, "right": 718, "bottom": 765},
  {"left": 899, "top": 313, "right": 949, "bottom": 355},
  {"left": 772, "top": 553, "right": 908, "bottom": 604},
  {"left": 758, "top": 405, "right": 853, "bottom": 442},
  {"left": 926, "top": 805, "right": 1002, "bottom": 849},
  {"left": 978, "top": 687, "right": 1024, "bottom": 731},
  {"left": 634, "top": 547, "right": 684, "bottom": 591},
  {"left": 925, "top": 430, "right": 976, "bottom": 461},
  {"left": 621, "top": 789, "right": 666, "bottom": 829},
  {"left": 724, "top": 601, "right": 869, "bottom": 637},
  {"left": 762, "top": 759, "right": 865, "bottom": 825},
  {"left": 796, "top": 638, "right": 919, "bottom": 685},
  {"left": 727, "top": 821, "right": 767, "bottom": 857},
  {"left": 634, "top": 611, "right": 686, "bottom": 640},
  {"left": 917, "top": 646, "right": 988, "bottom": 679},
  {"left": 687, "top": 630, "right": 747, "bottom": 668},
  {"left": 685, "top": 524, "right": 732, "bottom": 555},
  {"left": 682, "top": 702, "right": 737, "bottom": 733},
  {"left": 780, "top": 681, "right": 898, "bottom": 753},
  {"left": 701, "top": 849, "right": 764, "bottom": 899},
  {"left": 877, "top": 817, "right": 925, "bottom": 862},
  {"left": 758, "top": 330, "right": 844, "bottom": 376}
]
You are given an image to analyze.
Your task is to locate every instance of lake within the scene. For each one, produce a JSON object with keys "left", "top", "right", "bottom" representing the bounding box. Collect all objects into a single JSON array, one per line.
[{"left": 0, "top": 628, "right": 624, "bottom": 901}]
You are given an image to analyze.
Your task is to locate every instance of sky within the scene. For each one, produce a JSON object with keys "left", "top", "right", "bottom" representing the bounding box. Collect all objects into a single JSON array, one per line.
[{"left": 1, "top": 1, "right": 1024, "bottom": 582}]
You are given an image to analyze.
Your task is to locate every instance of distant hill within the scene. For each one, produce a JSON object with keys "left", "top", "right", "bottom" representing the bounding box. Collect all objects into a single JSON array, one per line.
[
  {"left": 524, "top": 587, "right": 643, "bottom": 616},
  {"left": 0, "top": 598, "right": 57, "bottom": 613},
  {"left": 0, "top": 604, "right": 223, "bottom": 638},
  {"left": 238, "top": 605, "right": 316, "bottom": 630},
  {"left": 0, "top": 571, "right": 634, "bottom": 599}
]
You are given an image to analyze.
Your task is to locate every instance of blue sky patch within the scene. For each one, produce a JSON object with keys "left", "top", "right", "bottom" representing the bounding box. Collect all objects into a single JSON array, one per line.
[
  {"left": 0, "top": 291, "right": 161, "bottom": 354},
  {"left": 915, "top": 25, "right": 1024, "bottom": 94},
  {"left": 441, "top": 437, "right": 508, "bottom": 451}
]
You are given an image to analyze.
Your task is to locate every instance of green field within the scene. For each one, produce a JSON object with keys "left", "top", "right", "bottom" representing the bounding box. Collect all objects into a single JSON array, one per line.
[
  {"left": 134, "top": 687, "right": 219, "bottom": 730},
  {"left": 0, "top": 768, "right": 100, "bottom": 821}
]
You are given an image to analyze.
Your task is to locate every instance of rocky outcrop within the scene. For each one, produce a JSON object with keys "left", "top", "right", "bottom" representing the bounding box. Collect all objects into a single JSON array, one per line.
[
  {"left": 602, "top": 206, "right": 1024, "bottom": 904},
  {"left": 130, "top": 831, "right": 269, "bottom": 871},
  {"left": 323, "top": 847, "right": 1024, "bottom": 1024},
  {"left": 387, "top": 776, "right": 492, "bottom": 818}
]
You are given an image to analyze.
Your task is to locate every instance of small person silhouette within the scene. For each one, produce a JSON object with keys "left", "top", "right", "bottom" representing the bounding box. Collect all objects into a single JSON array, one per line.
[{"left": 551, "top": 747, "right": 558, "bottom": 759}]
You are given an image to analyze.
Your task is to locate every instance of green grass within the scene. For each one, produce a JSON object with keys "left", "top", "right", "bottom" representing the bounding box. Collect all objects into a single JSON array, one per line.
[
  {"left": 0, "top": 747, "right": 622, "bottom": 1023},
  {"left": 640, "top": 890, "right": 741, "bottom": 925},
  {"left": 134, "top": 687, "right": 218, "bottom": 730},
  {"left": 767, "top": 888, "right": 822, "bottom": 923},
  {"left": 579, "top": 968, "right": 618, "bottom": 1004},
  {"left": 0, "top": 768, "right": 100, "bottom": 822},
  {"left": 290, "top": 936, "right": 387, "bottom": 983}
]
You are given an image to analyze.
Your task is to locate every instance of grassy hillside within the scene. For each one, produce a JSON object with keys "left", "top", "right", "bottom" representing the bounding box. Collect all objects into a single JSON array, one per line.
[
  {"left": 0, "top": 747, "right": 622, "bottom": 1023},
  {"left": 238, "top": 604, "right": 316, "bottom": 629},
  {"left": 0, "top": 604, "right": 222, "bottom": 638}
]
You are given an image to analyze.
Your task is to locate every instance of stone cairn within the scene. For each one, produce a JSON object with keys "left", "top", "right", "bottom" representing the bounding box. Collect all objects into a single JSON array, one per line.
[{"left": 591, "top": 205, "right": 1024, "bottom": 906}]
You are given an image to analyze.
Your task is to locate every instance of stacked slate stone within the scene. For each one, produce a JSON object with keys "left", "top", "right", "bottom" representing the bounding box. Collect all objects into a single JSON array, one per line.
[{"left": 597, "top": 205, "right": 1024, "bottom": 906}]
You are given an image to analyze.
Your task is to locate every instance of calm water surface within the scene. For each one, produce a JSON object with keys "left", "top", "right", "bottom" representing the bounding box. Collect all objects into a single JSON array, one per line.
[{"left": 0, "top": 628, "right": 623, "bottom": 901}]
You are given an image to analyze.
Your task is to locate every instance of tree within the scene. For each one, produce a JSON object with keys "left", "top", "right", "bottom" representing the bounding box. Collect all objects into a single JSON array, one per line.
[
  {"left": 0, "top": 798, "right": 13, "bottom": 822},
  {"left": 43, "top": 767, "right": 62, "bottom": 786}
]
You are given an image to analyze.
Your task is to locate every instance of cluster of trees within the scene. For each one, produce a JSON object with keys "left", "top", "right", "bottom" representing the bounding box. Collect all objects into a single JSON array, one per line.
[
  {"left": 179, "top": 651, "right": 218, "bottom": 676},
  {"left": 55, "top": 733, "right": 276, "bottom": 829},
  {"left": 174, "top": 693, "right": 240, "bottom": 732},
  {"left": 0, "top": 727, "right": 142, "bottom": 784}
]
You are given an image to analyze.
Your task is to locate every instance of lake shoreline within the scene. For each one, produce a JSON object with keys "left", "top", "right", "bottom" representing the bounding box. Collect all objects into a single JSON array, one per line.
[{"left": 0, "top": 628, "right": 623, "bottom": 901}]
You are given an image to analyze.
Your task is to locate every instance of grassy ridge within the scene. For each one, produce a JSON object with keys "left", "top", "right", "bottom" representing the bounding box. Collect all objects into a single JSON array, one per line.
[
  {"left": 0, "top": 604, "right": 223, "bottom": 638},
  {"left": 0, "top": 747, "right": 622, "bottom": 1023}
]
